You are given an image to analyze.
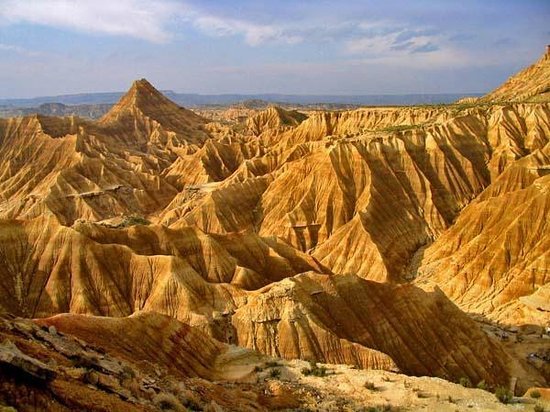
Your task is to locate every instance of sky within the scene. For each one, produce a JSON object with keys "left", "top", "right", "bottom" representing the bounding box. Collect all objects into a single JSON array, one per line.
[{"left": 0, "top": 0, "right": 548, "bottom": 98}]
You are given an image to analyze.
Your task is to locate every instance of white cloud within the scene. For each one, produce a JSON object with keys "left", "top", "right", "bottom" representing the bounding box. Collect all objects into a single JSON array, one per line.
[
  {"left": 191, "top": 14, "right": 302, "bottom": 46},
  {"left": 0, "top": 0, "right": 452, "bottom": 60},
  {"left": 0, "top": 0, "right": 177, "bottom": 43},
  {"left": 0, "top": 0, "right": 304, "bottom": 46},
  {"left": 344, "top": 24, "right": 442, "bottom": 57}
]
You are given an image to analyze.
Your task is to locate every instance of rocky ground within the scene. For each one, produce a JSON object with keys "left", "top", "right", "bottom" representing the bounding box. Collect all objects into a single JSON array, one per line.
[{"left": 1, "top": 314, "right": 549, "bottom": 411}]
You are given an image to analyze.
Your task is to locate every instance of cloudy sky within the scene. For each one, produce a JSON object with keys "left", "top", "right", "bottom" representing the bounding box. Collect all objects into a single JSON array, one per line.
[{"left": 0, "top": 0, "right": 548, "bottom": 98}]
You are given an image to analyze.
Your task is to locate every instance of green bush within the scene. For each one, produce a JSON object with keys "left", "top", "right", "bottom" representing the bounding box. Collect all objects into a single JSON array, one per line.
[
  {"left": 153, "top": 393, "right": 185, "bottom": 412},
  {"left": 459, "top": 377, "right": 472, "bottom": 388},
  {"left": 476, "top": 380, "right": 487, "bottom": 390},
  {"left": 269, "top": 368, "right": 281, "bottom": 378},
  {"left": 301, "top": 361, "right": 328, "bottom": 377},
  {"left": 530, "top": 390, "right": 541, "bottom": 399},
  {"left": 364, "top": 381, "right": 377, "bottom": 391},
  {"left": 113, "top": 215, "right": 151, "bottom": 228},
  {"left": 495, "top": 386, "right": 513, "bottom": 404}
]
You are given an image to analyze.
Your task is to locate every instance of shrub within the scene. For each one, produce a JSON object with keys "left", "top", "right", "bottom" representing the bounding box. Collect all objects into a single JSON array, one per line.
[
  {"left": 269, "top": 368, "right": 281, "bottom": 378},
  {"left": 120, "top": 365, "right": 136, "bottom": 380},
  {"left": 114, "top": 215, "right": 151, "bottom": 228},
  {"left": 366, "top": 405, "right": 400, "bottom": 412},
  {"left": 459, "top": 377, "right": 472, "bottom": 388},
  {"left": 364, "top": 381, "right": 378, "bottom": 391},
  {"left": 301, "top": 361, "right": 328, "bottom": 377},
  {"left": 153, "top": 393, "right": 185, "bottom": 412},
  {"left": 495, "top": 386, "right": 513, "bottom": 404},
  {"left": 253, "top": 365, "right": 263, "bottom": 373},
  {"left": 265, "top": 361, "right": 281, "bottom": 368},
  {"left": 534, "top": 405, "right": 545, "bottom": 412},
  {"left": 530, "top": 390, "right": 541, "bottom": 399},
  {"left": 476, "top": 380, "right": 487, "bottom": 390}
]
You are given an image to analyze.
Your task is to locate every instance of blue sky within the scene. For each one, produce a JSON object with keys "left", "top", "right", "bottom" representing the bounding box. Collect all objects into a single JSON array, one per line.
[{"left": 0, "top": 0, "right": 548, "bottom": 98}]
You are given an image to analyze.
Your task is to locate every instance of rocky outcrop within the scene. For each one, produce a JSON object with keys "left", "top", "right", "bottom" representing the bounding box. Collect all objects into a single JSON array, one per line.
[
  {"left": 0, "top": 313, "right": 276, "bottom": 411},
  {"left": 0, "top": 216, "right": 323, "bottom": 326},
  {"left": 481, "top": 47, "right": 550, "bottom": 103},
  {"left": 232, "top": 273, "right": 514, "bottom": 386},
  {"left": 416, "top": 145, "right": 550, "bottom": 325},
  {"left": 247, "top": 106, "right": 307, "bottom": 136}
]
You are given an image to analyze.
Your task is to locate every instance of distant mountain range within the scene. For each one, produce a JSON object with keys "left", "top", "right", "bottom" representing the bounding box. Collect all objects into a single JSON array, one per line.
[{"left": 0, "top": 91, "right": 481, "bottom": 109}]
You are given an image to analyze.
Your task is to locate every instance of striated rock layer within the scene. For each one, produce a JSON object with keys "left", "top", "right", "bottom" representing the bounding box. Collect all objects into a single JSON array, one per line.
[
  {"left": 481, "top": 47, "right": 550, "bottom": 103},
  {"left": 232, "top": 273, "right": 514, "bottom": 387},
  {"left": 0, "top": 214, "right": 525, "bottom": 385},
  {"left": 416, "top": 145, "right": 550, "bottom": 325},
  {"left": 0, "top": 56, "right": 549, "bottom": 398}
]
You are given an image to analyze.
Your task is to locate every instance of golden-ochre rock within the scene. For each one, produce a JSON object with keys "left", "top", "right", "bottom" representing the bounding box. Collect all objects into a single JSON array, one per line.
[
  {"left": 1, "top": 54, "right": 549, "bottom": 405},
  {"left": 481, "top": 46, "right": 550, "bottom": 103},
  {"left": 416, "top": 146, "right": 550, "bottom": 325},
  {"left": 232, "top": 273, "right": 516, "bottom": 387},
  {"left": 0, "top": 216, "right": 324, "bottom": 323},
  {"left": 247, "top": 106, "right": 307, "bottom": 136}
]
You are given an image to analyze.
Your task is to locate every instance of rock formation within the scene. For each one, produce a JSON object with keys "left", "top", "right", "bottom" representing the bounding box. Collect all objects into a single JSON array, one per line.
[
  {"left": 481, "top": 46, "right": 550, "bottom": 102},
  {"left": 0, "top": 55, "right": 549, "bottom": 410}
]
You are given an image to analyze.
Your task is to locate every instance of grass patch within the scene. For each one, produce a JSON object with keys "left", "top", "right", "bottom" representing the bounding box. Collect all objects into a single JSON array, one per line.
[
  {"left": 459, "top": 377, "right": 472, "bottom": 388},
  {"left": 269, "top": 368, "right": 281, "bottom": 378},
  {"left": 530, "top": 390, "right": 541, "bottom": 399},
  {"left": 495, "top": 386, "right": 513, "bottom": 404},
  {"left": 301, "top": 360, "right": 329, "bottom": 377},
  {"left": 476, "top": 380, "right": 487, "bottom": 391},
  {"left": 364, "top": 381, "right": 379, "bottom": 391}
]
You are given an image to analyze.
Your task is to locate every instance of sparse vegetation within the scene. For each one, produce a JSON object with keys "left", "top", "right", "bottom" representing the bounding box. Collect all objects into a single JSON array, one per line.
[
  {"left": 495, "top": 386, "right": 513, "bottom": 404},
  {"left": 253, "top": 365, "right": 263, "bottom": 373},
  {"left": 269, "top": 368, "right": 281, "bottom": 378},
  {"left": 459, "top": 377, "right": 472, "bottom": 388},
  {"left": 120, "top": 365, "right": 136, "bottom": 380},
  {"left": 301, "top": 360, "right": 328, "bottom": 377},
  {"left": 116, "top": 215, "right": 151, "bottom": 228},
  {"left": 530, "top": 390, "right": 541, "bottom": 399},
  {"left": 378, "top": 124, "right": 421, "bottom": 133},
  {"left": 534, "top": 405, "right": 545, "bottom": 412},
  {"left": 364, "top": 381, "right": 378, "bottom": 391},
  {"left": 366, "top": 405, "right": 400, "bottom": 412},
  {"left": 476, "top": 380, "right": 487, "bottom": 390},
  {"left": 153, "top": 393, "right": 185, "bottom": 412},
  {"left": 265, "top": 361, "right": 282, "bottom": 368}
]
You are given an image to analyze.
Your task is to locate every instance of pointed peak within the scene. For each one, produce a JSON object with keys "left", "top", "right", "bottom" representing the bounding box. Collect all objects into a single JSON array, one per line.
[
  {"left": 122, "top": 78, "right": 171, "bottom": 105},
  {"left": 101, "top": 78, "right": 184, "bottom": 123},
  {"left": 100, "top": 79, "right": 207, "bottom": 132},
  {"left": 129, "top": 78, "right": 158, "bottom": 94}
]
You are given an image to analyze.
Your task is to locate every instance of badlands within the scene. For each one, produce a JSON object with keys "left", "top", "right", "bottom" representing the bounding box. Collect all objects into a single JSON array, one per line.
[{"left": 0, "top": 48, "right": 549, "bottom": 411}]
